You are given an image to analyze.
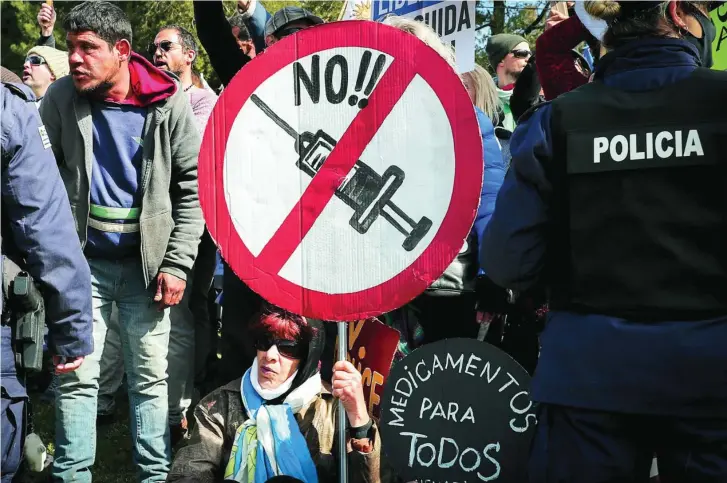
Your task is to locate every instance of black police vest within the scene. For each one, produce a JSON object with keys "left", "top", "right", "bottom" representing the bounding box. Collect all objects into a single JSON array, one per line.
[{"left": 546, "top": 68, "right": 727, "bottom": 322}]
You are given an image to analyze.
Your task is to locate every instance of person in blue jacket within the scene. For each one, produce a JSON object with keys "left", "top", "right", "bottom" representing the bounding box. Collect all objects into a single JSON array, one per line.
[
  {"left": 481, "top": 1, "right": 726, "bottom": 481},
  {"left": 1, "top": 82, "right": 93, "bottom": 481},
  {"left": 473, "top": 107, "right": 507, "bottom": 261}
]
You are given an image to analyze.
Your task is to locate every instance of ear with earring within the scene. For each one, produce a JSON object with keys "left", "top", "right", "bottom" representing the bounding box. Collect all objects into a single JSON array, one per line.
[{"left": 667, "top": 1, "right": 690, "bottom": 33}]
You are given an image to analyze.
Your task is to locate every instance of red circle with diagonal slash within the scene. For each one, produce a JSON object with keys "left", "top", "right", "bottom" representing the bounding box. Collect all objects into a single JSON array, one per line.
[{"left": 199, "top": 20, "right": 483, "bottom": 321}]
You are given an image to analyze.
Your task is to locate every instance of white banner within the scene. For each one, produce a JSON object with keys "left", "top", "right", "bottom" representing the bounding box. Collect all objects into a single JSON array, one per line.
[{"left": 373, "top": 1, "right": 477, "bottom": 73}]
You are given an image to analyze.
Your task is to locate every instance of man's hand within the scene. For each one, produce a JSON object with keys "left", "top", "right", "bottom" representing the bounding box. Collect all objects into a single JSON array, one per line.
[
  {"left": 332, "top": 360, "right": 370, "bottom": 428},
  {"left": 37, "top": 3, "right": 56, "bottom": 37},
  {"left": 53, "top": 355, "right": 84, "bottom": 374},
  {"left": 237, "top": 0, "right": 252, "bottom": 14},
  {"left": 153, "top": 272, "right": 186, "bottom": 310},
  {"left": 545, "top": 6, "right": 568, "bottom": 30}
]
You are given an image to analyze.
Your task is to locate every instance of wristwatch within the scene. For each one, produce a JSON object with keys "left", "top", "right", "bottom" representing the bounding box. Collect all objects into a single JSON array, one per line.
[{"left": 349, "top": 418, "right": 373, "bottom": 440}]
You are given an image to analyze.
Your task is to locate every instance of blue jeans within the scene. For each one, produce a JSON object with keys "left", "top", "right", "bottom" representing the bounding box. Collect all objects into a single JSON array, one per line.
[
  {"left": 53, "top": 258, "right": 171, "bottom": 482},
  {"left": 167, "top": 232, "right": 217, "bottom": 425},
  {"left": 97, "top": 304, "right": 124, "bottom": 417},
  {"left": 167, "top": 278, "right": 194, "bottom": 426}
]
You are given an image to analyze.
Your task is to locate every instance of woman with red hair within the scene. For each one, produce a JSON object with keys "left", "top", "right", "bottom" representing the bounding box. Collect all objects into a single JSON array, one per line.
[{"left": 168, "top": 304, "right": 388, "bottom": 483}]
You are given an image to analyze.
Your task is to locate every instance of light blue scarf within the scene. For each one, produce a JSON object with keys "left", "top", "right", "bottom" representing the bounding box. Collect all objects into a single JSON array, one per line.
[{"left": 225, "top": 364, "right": 321, "bottom": 483}]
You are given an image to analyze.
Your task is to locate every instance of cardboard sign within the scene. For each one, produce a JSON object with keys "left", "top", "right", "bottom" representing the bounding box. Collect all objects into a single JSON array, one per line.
[
  {"left": 335, "top": 318, "right": 400, "bottom": 418},
  {"left": 712, "top": 3, "right": 727, "bottom": 71},
  {"left": 372, "top": 1, "right": 477, "bottom": 73},
  {"left": 379, "top": 338, "right": 536, "bottom": 483},
  {"left": 198, "top": 21, "right": 483, "bottom": 321}
]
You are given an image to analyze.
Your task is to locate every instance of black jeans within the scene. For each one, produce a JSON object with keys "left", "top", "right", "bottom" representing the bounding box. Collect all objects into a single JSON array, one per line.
[{"left": 529, "top": 404, "right": 727, "bottom": 483}]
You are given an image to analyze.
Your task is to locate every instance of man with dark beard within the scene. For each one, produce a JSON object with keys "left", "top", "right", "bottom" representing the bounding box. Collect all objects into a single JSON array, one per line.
[{"left": 39, "top": 2, "right": 203, "bottom": 481}]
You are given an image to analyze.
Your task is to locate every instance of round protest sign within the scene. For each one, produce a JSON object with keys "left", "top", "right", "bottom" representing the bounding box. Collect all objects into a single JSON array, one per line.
[
  {"left": 379, "top": 338, "right": 536, "bottom": 483},
  {"left": 198, "top": 21, "right": 483, "bottom": 321}
]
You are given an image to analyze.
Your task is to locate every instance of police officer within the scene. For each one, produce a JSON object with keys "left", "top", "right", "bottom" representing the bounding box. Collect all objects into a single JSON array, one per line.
[
  {"left": 1, "top": 81, "right": 92, "bottom": 480},
  {"left": 481, "top": 1, "right": 726, "bottom": 481}
]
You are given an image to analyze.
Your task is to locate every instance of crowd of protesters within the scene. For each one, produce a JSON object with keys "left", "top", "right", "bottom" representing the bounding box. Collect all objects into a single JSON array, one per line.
[{"left": 1, "top": 0, "right": 726, "bottom": 482}]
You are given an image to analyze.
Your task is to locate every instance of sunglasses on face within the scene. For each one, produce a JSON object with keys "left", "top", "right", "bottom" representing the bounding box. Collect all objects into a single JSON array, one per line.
[
  {"left": 25, "top": 55, "right": 47, "bottom": 66},
  {"left": 149, "top": 40, "right": 181, "bottom": 56},
  {"left": 254, "top": 336, "right": 303, "bottom": 359},
  {"left": 511, "top": 49, "right": 532, "bottom": 59}
]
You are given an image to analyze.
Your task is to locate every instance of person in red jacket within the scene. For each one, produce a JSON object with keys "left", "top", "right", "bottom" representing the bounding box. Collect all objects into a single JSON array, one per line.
[{"left": 536, "top": 3, "right": 600, "bottom": 100}]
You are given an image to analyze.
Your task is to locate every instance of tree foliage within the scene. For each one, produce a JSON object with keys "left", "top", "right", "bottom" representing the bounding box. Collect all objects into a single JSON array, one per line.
[
  {"left": 0, "top": 0, "right": 341, "bottom": 88},
  {"left": 1, "top": 1, "right": 549, "bottom": 86}
]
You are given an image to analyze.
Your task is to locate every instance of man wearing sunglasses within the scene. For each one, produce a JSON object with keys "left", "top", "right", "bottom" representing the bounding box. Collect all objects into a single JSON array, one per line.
[
  {"left": 22, "top": 46, "right": 68, "bottom": 107},
  {"left": 150, "top": 23, "right": 220, "bottom": 447},
  {"left": 151, "top": 25, "right": 217, "bottom": 134},
  {"left": 486, "top": 33, "right": 531, "bottom": 132}
]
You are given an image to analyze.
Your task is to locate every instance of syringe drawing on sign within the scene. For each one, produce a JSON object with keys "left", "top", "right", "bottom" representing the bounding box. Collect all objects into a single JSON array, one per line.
[{"left": 250, "top": 93, "right": 433, "bottom": 252}]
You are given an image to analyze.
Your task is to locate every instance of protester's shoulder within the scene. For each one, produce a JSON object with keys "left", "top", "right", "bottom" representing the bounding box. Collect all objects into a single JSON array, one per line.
[
  {"left": 162, "top": 73, "right": 196, "bottom": 113},
  {"left": 2, "top": 83, "right": 38, "bottom": 139},
  {"left": 2, "top": 82, "right": 36, "bottom": 104},
  {"left": 691, "top": 66, "right": 727, "bottom": 85},
  {"left": 190, "top": 86, "right": 218, "bottom": 107},
  {"left": 155, "top": 70, "right": 183, "bottom": 103},
  {"left": 198, "top": 86, "right": 219, "bottom": 103},
  {"left": 195, "top": 378, "right": 242, "bottom": 419},
  {"left": 44, "top": 75, "right": 76, "bottom": 104},
  {"left": 474, "top": 107, "right": 495, "bottom": 136},
  {"left": 549, "top": 80, "right": 600, "bottom": 107},
  {"left": 516, "top": 100, "right": 552, "bottom": 127},
  {"left": 48, "top": 75, "right": 75, "bottom": 93}
]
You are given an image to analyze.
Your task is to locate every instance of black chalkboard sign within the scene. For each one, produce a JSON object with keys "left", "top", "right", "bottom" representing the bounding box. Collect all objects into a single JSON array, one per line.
[{"left": 379, "top": 338, "right": 536, "bottom": 483}]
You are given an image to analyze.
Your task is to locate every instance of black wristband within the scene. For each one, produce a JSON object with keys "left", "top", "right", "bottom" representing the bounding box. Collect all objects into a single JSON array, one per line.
[{"left": 348, "top": 418, "right": 373, "bottom": 440}]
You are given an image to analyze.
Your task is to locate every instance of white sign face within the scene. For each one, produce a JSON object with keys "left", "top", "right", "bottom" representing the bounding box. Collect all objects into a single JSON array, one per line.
[
  {"left": 223, "top": 46, "right": 456, "bottom": 294},
  {"left": 373, "top": 0, "right": 477, "bottom": 73},
  {"left": 199, "top": 22, "right": 483, "bottom": 320}
]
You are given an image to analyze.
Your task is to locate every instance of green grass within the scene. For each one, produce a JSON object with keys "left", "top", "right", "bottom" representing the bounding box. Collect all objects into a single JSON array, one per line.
[{"left": 19, "top": 392, "right": 137, "bottom": 483}]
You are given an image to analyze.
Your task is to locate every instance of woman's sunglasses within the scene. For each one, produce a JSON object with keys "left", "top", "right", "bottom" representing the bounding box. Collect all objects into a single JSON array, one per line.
[
  {"left": 254, "top": 336, "right": 303, "bottom": 359},
  {"left": 511, "top": 49, "right": 532, "bottom": 59},
  {"left": 148, "top": 40, "right": 181, "bottom": 56},
  {"left": 25, "top": 55, "right": 47, "bottom": 66}
]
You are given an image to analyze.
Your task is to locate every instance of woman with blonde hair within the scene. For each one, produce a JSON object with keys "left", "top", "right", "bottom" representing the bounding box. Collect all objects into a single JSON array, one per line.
[
  {"left": 481, "top": 1, "right": 726, "bottom": 482},
  {"left": 382, "top": 15, "right": 507, "bottom": 344},
  {"left": 462, "top": 65, "right": 500, "bottom": 125}
]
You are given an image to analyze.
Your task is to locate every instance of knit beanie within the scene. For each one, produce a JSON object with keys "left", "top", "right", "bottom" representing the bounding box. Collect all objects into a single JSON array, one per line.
[
  {"left": 26, "top": 46, "right": 69, "bottom": 79},
  {"left": 486, "top": 33, "right": 527, "bottom": 69}
]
